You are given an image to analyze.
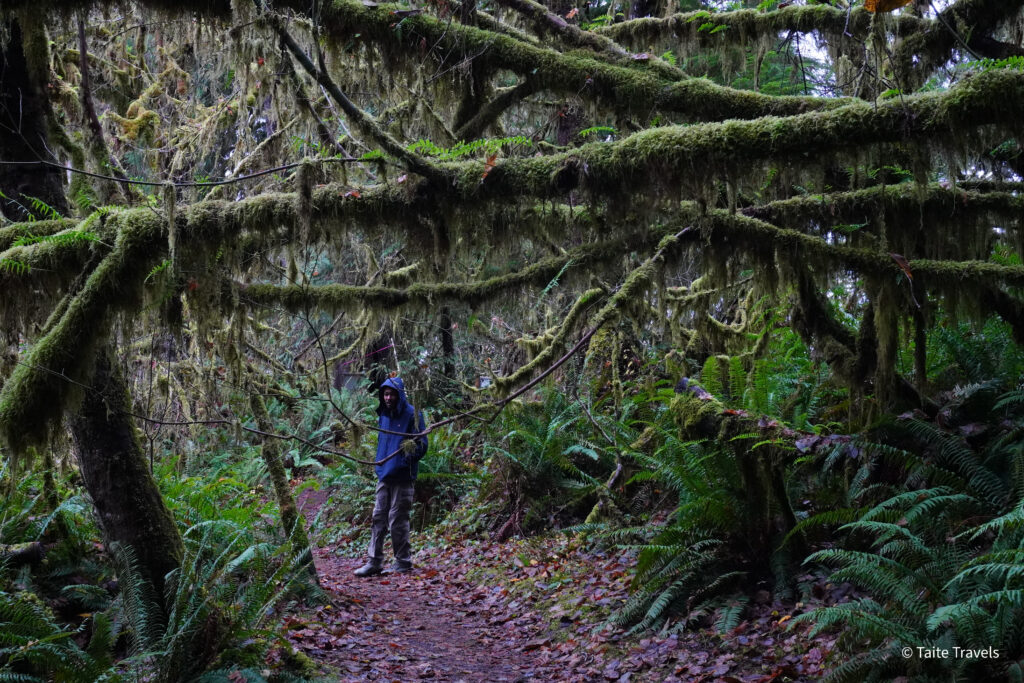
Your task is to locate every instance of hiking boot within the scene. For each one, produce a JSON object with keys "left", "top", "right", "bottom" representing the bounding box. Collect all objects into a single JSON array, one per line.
[
  {"left": 354, "top": 562, "right": 383, "bottom": 577},
  {"left": 390, "top": 561, "right": 413, "bottom": 574}
]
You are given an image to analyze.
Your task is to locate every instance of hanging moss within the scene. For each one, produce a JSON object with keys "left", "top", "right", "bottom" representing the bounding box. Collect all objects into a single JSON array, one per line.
[
  {"left": 434, "top": 68, "right": 1024, "bottom": 209},
  {"left": 742, "top": 185, "right": 1024, "bottom": 263},
  {"left": 699, "top": 355, "right": 731, "bottom": 401},
  {"left": 295, "top": 158, "right": 314, "bottom": 243},
  {"left": 872, "top": 277, "right": 900, "bottom": 410}
]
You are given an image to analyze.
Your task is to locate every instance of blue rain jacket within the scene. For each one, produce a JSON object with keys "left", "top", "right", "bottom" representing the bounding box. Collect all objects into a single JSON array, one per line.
[{"left": 374, "top": 377, "right": 428, "bottom": 482}]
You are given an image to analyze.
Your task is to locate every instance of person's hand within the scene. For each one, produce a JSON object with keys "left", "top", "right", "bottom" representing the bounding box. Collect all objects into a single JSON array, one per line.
[{"left": 401, "top": 439, "right": 418, "bottom": 455}]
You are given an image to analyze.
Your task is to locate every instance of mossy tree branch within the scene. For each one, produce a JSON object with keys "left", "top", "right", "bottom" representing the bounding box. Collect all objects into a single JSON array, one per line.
[
  {"left": 302, "top": 0, "right": 854, "bottom": 121},
  {"left": 236, "top": 227, "right": 670, "bottom": 312},
  {"left": 444, "top": 68, "right": 1024, "bottom": 202},
  {"left": 454, "top": 78, "right": 541, "bottom": 141},
  {"left": 0, "top": 210, "right": 163, "bottom": 455},
  {"left": 695, "top": 207, "right": 1024, "bottom": 291},
  {"left": 496, "top": 0, "right": 624, "bottom": 52},
  {"left": 742, "top": 184, "right": 1024, "bottom": 236},
  {"left": 271, "top": 14, "right": 444, "bottom": 183},
  {"left": 892, "top": 0, "right": 1024, "bottom": 87},
  {"left": 597, "top": 5, "right": 903, "bottom": 52},
  {"left": 598, "top": 1, "right": 1024, "bottom": 80}
]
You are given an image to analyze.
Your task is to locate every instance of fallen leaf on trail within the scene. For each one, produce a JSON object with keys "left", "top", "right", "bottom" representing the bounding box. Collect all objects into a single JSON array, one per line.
[{"left": 522, "top": 637, "right": 551, "bottom": 651}]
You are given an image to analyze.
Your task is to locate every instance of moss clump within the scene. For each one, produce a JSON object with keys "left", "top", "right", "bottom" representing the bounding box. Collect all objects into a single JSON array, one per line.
[
  {"left": 670, "top": 393, "right": 722, "bottom": 439},
  {"left": 107, "top": 107, "right": 160, "bottom": 143}
]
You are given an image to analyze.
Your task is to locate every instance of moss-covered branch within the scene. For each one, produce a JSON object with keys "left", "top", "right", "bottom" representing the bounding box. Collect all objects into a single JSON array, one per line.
[
  {"left": 304, "top": 0, "right": 852, "bottom": 121},
  {"left": 272, "top": 16, "right": 443, "bottom": 183},
  {"left": 237, "top": 226, "right": 669, "bottom": 312},
  {"left": 0, "top": 209, "right": 164, "bottom": 455},
  {"left": 493, "top": 227, "right": 689, "bottom": 393},
  {"left": 494, "top": 287, "right": 605, "bottom": 393},
  {"left": 743, "top": 184, "right": 1024, "bottom": 233},
  {"left": 492, "top": 0, "right": 684, "bottom": 81},
  {"left": 0, "top": 219, "right": 77, "bottom": 252},
  {"left": 26, "top": 0, "right": 838, "bottom": 121},
  {"left": 598, "top": 1, "right": 1023, "bottom": 83},
  {"left": 694, "top": 207, "right": 1024, "bottom": 290},
  {"left": 741, "top": 184, "right": 1024, "bottom": 263},
  {"left": 892, "top": 0, "right": 1024, "bottom": 87},
  {"left": 597, "top": 5, "right": 906, "bottom": 52},
  {"left": 446, "top": 67, "right": 1024, "bottom": 200},
  {"left": 454, "top": 79, "right": 540, "bottom": 141}
]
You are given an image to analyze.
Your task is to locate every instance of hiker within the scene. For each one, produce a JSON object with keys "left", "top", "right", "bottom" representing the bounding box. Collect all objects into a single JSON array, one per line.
[{"left": 354, "top": 376, "right": 428, "bottom": 576}]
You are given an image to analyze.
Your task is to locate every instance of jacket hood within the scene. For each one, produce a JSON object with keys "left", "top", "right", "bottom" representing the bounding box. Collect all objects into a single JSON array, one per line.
[{"left": 377, "top": 376, "right": 412, "bottom": 416}]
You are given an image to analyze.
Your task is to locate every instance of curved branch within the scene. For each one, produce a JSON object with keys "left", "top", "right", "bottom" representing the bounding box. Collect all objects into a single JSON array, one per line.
[
  {"left": 598, "top": 5, "right": 906, "bottom": 50},
  {"left": 492, "top": 0, "right": 684, "bottom": 80},
  {"left": 893, "top": 0, "right": 1024, "bottom": 82},
  {"left": 303, "top": 0, "right": 854, "bottom": 121},
  {"left": 236, "top": 226, "right": 671, "bottom": 312},
  {"left": 454, "top": 78, "right": 541, "bottom": 141}
]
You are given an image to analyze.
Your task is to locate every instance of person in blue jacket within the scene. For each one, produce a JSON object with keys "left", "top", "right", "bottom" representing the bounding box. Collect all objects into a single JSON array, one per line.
[{"left": 354, "top": 376, "right": 428, "bottom": 576}]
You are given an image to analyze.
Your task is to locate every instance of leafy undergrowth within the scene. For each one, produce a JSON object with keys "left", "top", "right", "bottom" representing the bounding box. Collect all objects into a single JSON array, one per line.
[{"left": 285, "top": 489, "right": 846, "bottom": 682}]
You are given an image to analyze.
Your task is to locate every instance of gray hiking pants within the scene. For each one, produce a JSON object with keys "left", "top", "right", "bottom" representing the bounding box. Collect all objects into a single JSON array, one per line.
[{"left": 367, "top": 480, "right": 415, "bottom": 567}]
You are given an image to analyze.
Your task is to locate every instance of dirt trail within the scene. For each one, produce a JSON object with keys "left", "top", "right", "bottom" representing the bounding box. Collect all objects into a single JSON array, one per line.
[
  {"left": 307, "top": 548, "right": 538, "bottom": 682},
  {"left": 289, "top": 488, "right": 574, "bottom": 682},
  {"left": 288, "top": 489, "right": 836, "bottom": 682}
]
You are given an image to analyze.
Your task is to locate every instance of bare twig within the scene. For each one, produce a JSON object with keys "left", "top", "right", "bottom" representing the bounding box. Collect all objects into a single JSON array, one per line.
[{"left": 0, "top": 157, "right": 358, "bottom": 188}]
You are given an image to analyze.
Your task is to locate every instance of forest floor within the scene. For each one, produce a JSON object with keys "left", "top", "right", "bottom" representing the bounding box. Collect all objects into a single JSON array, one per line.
[{"left": 283, "top": 488, "right": 842, "bottom": 682}]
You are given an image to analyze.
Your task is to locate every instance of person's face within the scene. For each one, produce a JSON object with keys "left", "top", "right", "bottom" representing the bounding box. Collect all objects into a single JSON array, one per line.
[{"left": 383, "top": 387, "right": 398, "bottom": 410}]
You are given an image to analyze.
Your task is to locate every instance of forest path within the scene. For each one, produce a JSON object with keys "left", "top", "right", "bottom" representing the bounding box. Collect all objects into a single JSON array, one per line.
[
  {"left": 286, "top": 488, "right": 836, "bottom": 682},
  {"left": 303, "top": 547, "right": 543, "bottom": 682}
]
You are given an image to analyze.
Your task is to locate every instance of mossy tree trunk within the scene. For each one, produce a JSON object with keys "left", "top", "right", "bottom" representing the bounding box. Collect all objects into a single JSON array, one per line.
[
  {"left": 69, "top": 344, "right": 183, "bottom": 602},
  {"left": 0, "top": 18, "right": 69, "bottom": 221},
  {"left": 249, "top": 392, "right": 317, "bottom": 580}
]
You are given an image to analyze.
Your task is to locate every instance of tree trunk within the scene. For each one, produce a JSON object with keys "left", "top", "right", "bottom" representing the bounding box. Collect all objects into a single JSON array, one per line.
[
  {"left": 70, "top": 344, "right": 183, "bottom": 601},
  {"left": 249, "top": 392, "right": 318, "bottom": 581},
  {"left": 0, "top": 18, "right": 69, "bottom": 220}
]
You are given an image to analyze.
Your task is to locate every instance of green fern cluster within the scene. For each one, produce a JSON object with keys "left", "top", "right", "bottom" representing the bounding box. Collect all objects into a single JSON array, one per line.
[
  {"left": 796, "top": 391, "right": 1024, "bottom": 682},
  {"left": 0, "top": 453, "right": 316, "bottom": 682},
  {"left": 483, "top": 390, "right": 614, "bottom": 533},
  {"left": 611, "top": 428, "right": 750, "bottom": 633},
  {"left": 0, "top": 589, "right": 117, "bottom": 682},
  {"left": 928, "top": 319, "right": 1024, "bottom": 390},
  {"left": 108, "top": 521, "right": 311, "bottom": 683},
  {"left": 406, "top": 135, "right": 532, "bottom": 160},
  {"left": 0, "top": 258, "right": 30, "bottom": 276},
  {"left": 11, "top": 229, "right": 98, "bottom": 248}
]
